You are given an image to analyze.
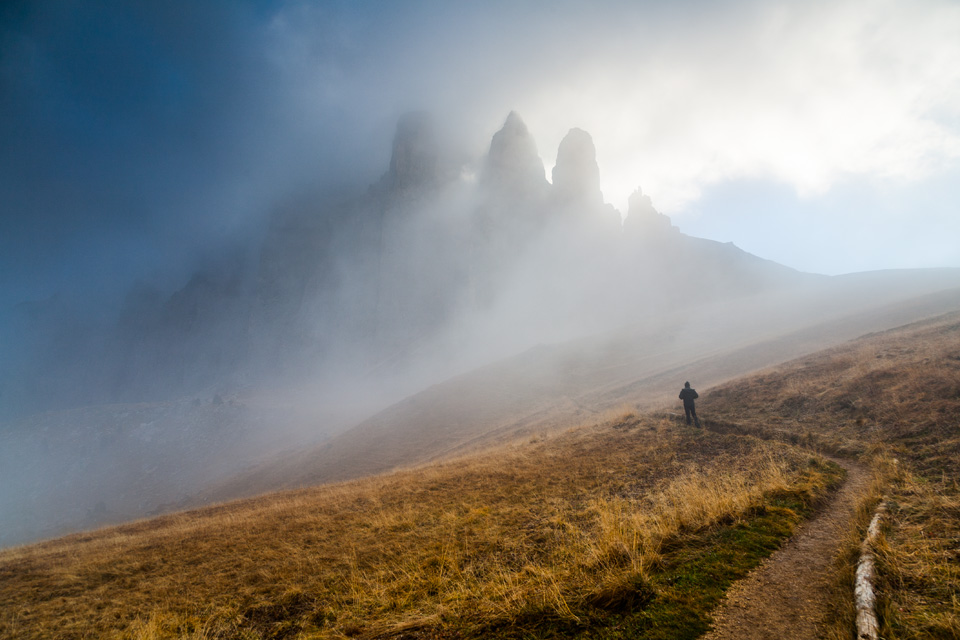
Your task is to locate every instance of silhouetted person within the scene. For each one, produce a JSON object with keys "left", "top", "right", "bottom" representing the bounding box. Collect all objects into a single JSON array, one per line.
[{"left": 679, "top": 381, "right": 700, "bottom": 427}]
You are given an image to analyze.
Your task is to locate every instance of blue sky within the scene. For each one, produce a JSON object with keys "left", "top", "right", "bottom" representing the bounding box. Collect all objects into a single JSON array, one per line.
[{"left": 2, "top": 0, "right": 959, "bottom": 313}]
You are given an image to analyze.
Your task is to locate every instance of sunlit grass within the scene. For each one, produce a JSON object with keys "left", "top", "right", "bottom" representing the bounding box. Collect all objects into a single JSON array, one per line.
[
  {"left": 704, "top": 311, "right": 960, "bottom": 639},
  {"left": 0, "top": 414, "right": 836, "bottom": 639},
  {"left": 14, "top": 310, "right": 956, "bottom": 639}
]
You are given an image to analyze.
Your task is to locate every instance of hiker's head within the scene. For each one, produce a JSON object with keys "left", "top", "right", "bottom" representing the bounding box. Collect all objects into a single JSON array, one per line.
[{"left": 684, "top": 381, "right": 690, "bottom": 388}]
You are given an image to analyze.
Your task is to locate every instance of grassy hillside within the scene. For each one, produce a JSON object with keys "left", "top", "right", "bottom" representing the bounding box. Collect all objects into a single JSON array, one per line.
[
  {"left": 702, "top": 310, "right": 960, "bottom": 639},
  {"left": 3, "top": 307, "right": 959, "bottom": 639},
  {"left": 0, "top": 414, "right": 839, "bottom": 639}
]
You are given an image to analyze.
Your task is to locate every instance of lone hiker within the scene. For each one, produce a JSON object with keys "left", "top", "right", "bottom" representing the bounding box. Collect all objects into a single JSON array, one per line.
[{"left": 679, "top": 381, "right": 701, "bottom": 427}]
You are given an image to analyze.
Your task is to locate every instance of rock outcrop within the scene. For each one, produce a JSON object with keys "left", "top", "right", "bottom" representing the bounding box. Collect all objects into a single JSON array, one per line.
[
  {"left": 551, "top": 127, "right": 603, "bottom": 207},
  {"left": 384, "top": 111, "right": 456, "bottom": 193},
  {"left": 623, "top": 188, "right": 678, "bottom": 241},
  {"left": 482, "top": 111, "right": 548, "bottom": 199}
]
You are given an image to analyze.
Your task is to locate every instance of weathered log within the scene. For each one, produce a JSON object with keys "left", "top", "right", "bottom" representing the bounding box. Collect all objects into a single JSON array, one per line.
[{"left": 855, "top": 503, "right": 886, "bottom": 640}]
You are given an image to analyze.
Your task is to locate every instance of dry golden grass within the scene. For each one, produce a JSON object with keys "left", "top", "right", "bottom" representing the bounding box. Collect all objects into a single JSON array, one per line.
[
  {"left": 874, "top": 478, "right": 960, "bottom": 639},
  {"left": 703, "top": 311, "right": 960, "bottom": 639},
  {"left": 0, "top": 412, "right": 827, "bottom": 640},
  {"left": 19, "top": 308, "right": 958, "bottom": 639}
]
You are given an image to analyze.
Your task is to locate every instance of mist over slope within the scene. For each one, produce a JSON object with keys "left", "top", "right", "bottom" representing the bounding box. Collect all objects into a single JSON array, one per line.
[
  {"left": 3, "top": 111, "right": 960, "bottom": 548},
  {"left": 1, "top": 112, "right": 813, "bottom": 420},
  {"left": 204, "top": 284, "right": 960, "bottom": 503}
]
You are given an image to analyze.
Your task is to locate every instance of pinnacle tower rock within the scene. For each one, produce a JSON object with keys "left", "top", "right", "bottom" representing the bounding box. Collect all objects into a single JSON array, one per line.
[
  {"left": 624, "top": 188, "right": 677, "bottom": 240},
  {"left": 482, "top": 111, "right": 548, "bottom": 198},
  {"left": 551, "top": 128, "right": 602, "bottom": 206},
  {"left": 387, "top": 111, "right": 441, "bottom": 191}
]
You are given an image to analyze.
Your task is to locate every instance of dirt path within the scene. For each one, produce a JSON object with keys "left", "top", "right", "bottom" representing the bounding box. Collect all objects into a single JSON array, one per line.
[{"left": 702, "top": 457, "right": 870, "bottom": 640}]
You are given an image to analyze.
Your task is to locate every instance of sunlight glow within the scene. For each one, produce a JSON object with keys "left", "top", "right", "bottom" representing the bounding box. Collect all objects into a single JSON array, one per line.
[{"left": 511, "top": 0, "right": 960, "bottom": 217}]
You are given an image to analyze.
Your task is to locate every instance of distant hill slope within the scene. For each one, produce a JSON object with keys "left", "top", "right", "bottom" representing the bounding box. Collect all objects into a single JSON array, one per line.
[{"left": 204, "top": 275, "right": 960, "bottom": 502}]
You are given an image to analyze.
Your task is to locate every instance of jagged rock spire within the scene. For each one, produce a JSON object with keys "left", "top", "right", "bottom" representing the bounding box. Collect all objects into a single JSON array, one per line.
[
  {"left": 551, "top": 128, "right": 602, "bottom": 205},
  {"left": 387, "top": 111, "right": 439, "bottom": 191},
  {"left": 624, "top": 187, "right": 677, "bottom": 239},
  {"left": 627, "top": 188, "right": 658, "bottom": 218},
  {"left": 483, "top": 111, "right": 548, "bottom": 197}
]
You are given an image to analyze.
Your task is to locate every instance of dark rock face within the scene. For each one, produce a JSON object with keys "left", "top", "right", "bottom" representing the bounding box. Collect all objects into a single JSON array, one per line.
[
  {"left": 112, "top": 260, "right": 252, "bottom": 401},
  {"left": 551, "top": 127, "right": 602, "bottom": 206},
  {"left": 471, "top": 113, "right": 551, "bottom": 307},
  {"left": 623, "top": 188, "right": 677, "bottom": 241},
  {"left": 483, "top": 111, "right": 548, "bottom": 198},
  {"left": 387, "top": 111, "right": 442, "bottom": 191}
]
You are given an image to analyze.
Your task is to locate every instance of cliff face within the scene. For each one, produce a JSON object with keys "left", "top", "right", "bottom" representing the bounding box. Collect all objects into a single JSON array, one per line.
[
  {"left": 552, "top": 127, "right": 602, "bottom": 207},
  {"left": 482, "top": 111, "right": 549, "bottom": 198}
]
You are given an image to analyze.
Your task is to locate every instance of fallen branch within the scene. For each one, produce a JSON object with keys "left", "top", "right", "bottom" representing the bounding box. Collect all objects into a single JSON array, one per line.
[{"left": 855, "top": 502, "right": 886, "bottom": 640}]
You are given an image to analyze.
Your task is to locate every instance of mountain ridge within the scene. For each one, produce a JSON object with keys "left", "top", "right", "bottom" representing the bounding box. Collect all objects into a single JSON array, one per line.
[{"left": 4, "top": 111, "right": 817, "bottom": 419}]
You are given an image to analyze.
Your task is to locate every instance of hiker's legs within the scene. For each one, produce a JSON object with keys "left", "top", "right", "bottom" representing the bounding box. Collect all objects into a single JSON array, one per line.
[
  {"left": 684, "top": 406, "right": 692, "bottom": 425},
  {"left": 691, "top": 407, "right": 701, "bottom": 427}
]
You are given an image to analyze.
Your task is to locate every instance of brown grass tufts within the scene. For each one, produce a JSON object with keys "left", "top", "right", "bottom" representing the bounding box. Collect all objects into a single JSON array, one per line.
[
  {"left": 706, "top": 311, "right": 960, "bottom": 639},
  {"left": 0, "top": 414, "right": 823, "bottom": 639}
]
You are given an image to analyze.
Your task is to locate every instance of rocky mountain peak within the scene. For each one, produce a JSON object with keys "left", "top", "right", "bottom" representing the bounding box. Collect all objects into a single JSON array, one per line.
[
  {"left": 624, "top": 188, "right": 677, "bottom": 239},
  {"left": 551, "top": 128, "right": 602, "bottom": 205},
  {"left": 387, "top": 111, "right": 441, "bottom": 191},
  {"left": 482, "top": 111, "right": 547, "bottom": 197}
]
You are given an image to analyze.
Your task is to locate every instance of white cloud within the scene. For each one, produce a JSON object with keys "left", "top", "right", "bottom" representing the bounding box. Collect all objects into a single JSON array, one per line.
[
  {"left": 264, "top": 0, "right": 960, "bottom": 270},
  {"left": 508, "top": 0, "right": 960, "bottom": 214}
]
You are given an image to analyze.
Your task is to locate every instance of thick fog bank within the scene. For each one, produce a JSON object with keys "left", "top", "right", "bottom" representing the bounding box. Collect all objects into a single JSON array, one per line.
[{"left": 1, "top": 112, "right": 814, "bottom": 416}]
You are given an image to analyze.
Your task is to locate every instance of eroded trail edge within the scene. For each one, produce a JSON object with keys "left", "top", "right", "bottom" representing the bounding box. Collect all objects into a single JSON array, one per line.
[{"left": 702, "top": 457, "right": 870, "bottom": 640}]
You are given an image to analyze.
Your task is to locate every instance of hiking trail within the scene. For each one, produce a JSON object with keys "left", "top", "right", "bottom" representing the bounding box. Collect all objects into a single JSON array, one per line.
[{"left": 703, "top": 457, "right": 870, "bottom": 640}]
